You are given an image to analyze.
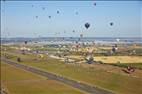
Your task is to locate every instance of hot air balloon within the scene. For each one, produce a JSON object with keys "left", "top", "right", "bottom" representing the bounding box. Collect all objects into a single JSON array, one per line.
[
  {"left": 116, "top": 38, "right": 120, "bottom": 42},
  {"left": 110, "top": 22, "right": 113, "bottom": 26},
  {"left": 72, "top": 30, "right": 75, "bottom": 33},
  {"left": 78, "top": 38, "right": 81, "bottom": 41},
  {"left": 57, "top": 11, "right": 59, "bottom": 14},
  {"left": 48, "top": 16, "right": 51, "bottom": 19},
  {"left": 85, "top": 23, "right": 90, "bottom": 29},
  {"left": 94, "top": 2, "right": 96, "bottom": 6},
  {"left": 75, "top": 12, "right": 78, "bottom": 15},
  {"left": 35, "top": 16, "right": 38, "bottom": 19},
  {"left": 80, "top": 34, "right": 83, "bottom": 38},
  {"left": 75, "top": 41, "right": 78, "bottom": 44},
  {"left": 24, "top": 41, "right": 27, "bottom": 44},
  {"left": 115, "top": 44, "right": 117, "bottom": 47},
  {"left": 42, "top": 7, "right": 45, "bottom": 10},
  {"left": 62, "top": 37, "right": 65, "bottom": 40},
  {"left": 112, "top": 46, "right": 116, "bottom": 53}
]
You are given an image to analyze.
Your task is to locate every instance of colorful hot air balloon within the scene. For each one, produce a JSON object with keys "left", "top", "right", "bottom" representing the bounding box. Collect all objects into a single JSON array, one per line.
[{"left": 85, "top": 23, "right": 90, "bottom": 29}]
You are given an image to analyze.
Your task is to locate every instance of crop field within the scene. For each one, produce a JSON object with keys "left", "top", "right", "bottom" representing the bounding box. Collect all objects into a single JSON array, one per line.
[
  {"left": 1, "top": 46, "right": 142, "bottom": 94},
  {"left": 67, "top": 55, "right": 142, "bottom": 64},
  {"left": 1, "top": 62, "right": 85, "bottom": 94}
]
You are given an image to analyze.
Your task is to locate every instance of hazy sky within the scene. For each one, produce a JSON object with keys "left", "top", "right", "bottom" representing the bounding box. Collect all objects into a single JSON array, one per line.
[{"left": 1, "top": 1, "right": 141, "bottom": 38}]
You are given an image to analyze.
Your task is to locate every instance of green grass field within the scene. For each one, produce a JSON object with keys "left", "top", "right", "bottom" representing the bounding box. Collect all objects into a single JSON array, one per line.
[
  {"left": 1, "top": 50, "right": 142, "bottom": 94},
  {"left": 20, "top": 59, "right": 142, "bottom": 94},
  {"left": 1, "top": 62, "right": 85, "bottom": 94}
]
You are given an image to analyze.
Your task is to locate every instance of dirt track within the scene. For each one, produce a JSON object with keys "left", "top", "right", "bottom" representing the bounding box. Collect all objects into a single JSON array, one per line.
[{"left": 2, "top": 58, "right": 114, "bottom": 94}]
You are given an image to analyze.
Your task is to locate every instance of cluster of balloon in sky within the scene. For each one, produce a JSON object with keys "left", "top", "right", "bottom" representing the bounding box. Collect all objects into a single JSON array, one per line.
[
  {"left": 2, "top": 0, "right": 115, "bottom": 39},
  {"left": 30, "top": 2, "right": 97, "bottom": 38},
  {"left": 33, "top": 4, "right": 60, "bottom": 20}
]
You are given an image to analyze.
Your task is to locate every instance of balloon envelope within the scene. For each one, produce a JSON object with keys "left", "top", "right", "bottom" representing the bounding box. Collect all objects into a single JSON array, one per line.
[
  {"left": 48, "top": 16, "right": 51, "bottom": 19},
  {"left": 85, "top": 23, "right": 90, "bottom": 29},
  {"left": 42, "top": 7, "right": 45, "bottom": 10},
  {"left": 110, "top": 22, "right": 113, "bottom": 26},
  {"left": 116, "top": 38, "right": 120, "bottom": 42},
  {"left": 25, "top": 41, "right": 27, "bottom": 44},
  {"left": 57, "top": 11, "right": 59, "bottom": 14},
  {"left": 94, "top": 3, "right": 96, "bottom": 6},
  {"left": 75, "top": 12, "right": 78, "bottom": 15},
  {"left": 35, "top": 16, "right": 38, "bottom": 19},
  {"left": 80, "top": 34, "right": 83, "bottom": 38},
  {"left": 64, "top": 31, "right": 66, "bottom": 33}
]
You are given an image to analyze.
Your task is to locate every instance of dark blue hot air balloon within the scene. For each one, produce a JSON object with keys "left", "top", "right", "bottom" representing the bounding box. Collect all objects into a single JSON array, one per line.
[
  {"left": 24, "top": 41, "right": 27, "bottom": 44},
  {"left": 110, "top": 22, "right": 114, "bottom": 26},
  {"left": 57, "top": 10, "right": 59, "bottom": 14},
  {"left": 94, "top": 2, "right": 96, "bottom": 6},
  {"left": 85, "top": 23, "right": 90, "bottom": 29},
  {"left": 48, "top": 16, "right": 51, "bottom": 19},
  {"left": 35, "top": 16, "right": 38, "bottom": 19}
]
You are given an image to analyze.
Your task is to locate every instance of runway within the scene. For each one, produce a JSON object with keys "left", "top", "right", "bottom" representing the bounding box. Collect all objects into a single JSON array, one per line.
[{"left": 2, "top": 58, "right": 113, "bottom": 94}]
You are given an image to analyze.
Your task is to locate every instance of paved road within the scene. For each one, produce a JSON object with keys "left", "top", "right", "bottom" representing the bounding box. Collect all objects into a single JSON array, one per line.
[{"left": 2, "top": 59, "right": 114, "bottom": 94}]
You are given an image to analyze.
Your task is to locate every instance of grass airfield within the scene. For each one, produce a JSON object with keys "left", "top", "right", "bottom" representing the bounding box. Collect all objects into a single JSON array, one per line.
[
  {"left": 1, "top": 43, "right": 142, "bottom": 94},
  {"left": 1, "top": 62, "right": 85, "bottom": 94}
]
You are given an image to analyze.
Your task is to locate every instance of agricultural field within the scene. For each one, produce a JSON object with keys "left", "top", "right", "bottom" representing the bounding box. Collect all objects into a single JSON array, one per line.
[
  {"left": 67, "top": 55, "right": 142, "bottom": 63},
  {"left": 1, "top": 45, "right": 142, "bottom": 94},
  {"left": 1, "top": 62, "right": 85, "bottom": 94}
]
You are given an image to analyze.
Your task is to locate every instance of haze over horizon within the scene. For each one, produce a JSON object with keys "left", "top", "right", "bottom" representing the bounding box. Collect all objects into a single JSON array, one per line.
[{"left": 1, "top": 1, "right": 141, "bottom": 38}]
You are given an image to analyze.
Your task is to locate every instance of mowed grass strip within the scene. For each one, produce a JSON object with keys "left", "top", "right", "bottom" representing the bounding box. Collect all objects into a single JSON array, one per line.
[
  {"left": 2, "top": 50, "right": 142, "bottom": 94},
  {"left": 1, "top": 62, "right": 85, "bottom": 94}
]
